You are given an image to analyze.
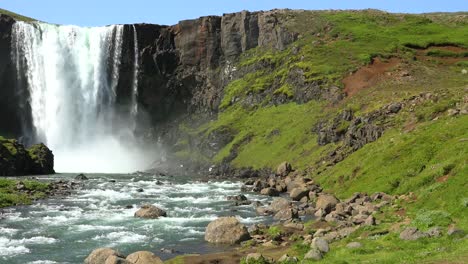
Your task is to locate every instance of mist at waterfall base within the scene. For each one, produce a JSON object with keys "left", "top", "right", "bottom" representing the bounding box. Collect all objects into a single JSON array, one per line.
[{"left": 12, "top": 22, "right": 157, "bottom": 173}]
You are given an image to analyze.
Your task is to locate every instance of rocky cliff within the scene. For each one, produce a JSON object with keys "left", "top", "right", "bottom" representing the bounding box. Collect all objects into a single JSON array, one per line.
[{"left": 0, "top": 136, "right": 54, "bottom": 176}]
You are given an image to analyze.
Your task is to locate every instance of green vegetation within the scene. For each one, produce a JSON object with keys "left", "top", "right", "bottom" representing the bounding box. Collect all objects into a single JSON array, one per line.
[
  {"left": 170, "top": 11, "right": 468, "bottom": 263},
  {"left": 0, "top": 178, "right": 49, "bottom": 208},
  {"left": 0, "top": 8, "right": 36, "bottom": 22}
]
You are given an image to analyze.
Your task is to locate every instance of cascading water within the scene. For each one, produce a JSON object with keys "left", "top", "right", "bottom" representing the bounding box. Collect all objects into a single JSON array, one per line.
[
  {"left": 131, "top": 25, "right": 139, "bottom": 122},
  {"left": 11, "top": 21, "right": 153, "bottom": 173}
]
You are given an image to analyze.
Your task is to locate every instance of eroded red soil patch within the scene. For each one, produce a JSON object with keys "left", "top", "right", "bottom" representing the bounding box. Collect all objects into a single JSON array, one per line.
[
  {"left": 436, "top": 174, "right": 449, "bottom": 183},
  {"left": 343, "top": 57, "right": 401, "bottom": 97}
]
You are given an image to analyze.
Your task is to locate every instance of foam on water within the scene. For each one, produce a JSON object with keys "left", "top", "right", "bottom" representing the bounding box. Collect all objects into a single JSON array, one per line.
[{"left": 0, "top": 174, "right": 273, "bottom": 263}]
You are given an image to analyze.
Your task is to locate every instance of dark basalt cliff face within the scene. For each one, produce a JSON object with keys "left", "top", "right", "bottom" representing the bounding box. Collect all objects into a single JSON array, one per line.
[
  {"left": 0, "top": 15, "right": 26, "bottom": 139},
  {"left": 126, "top": 10, "right": 298, "bottom": 124}
]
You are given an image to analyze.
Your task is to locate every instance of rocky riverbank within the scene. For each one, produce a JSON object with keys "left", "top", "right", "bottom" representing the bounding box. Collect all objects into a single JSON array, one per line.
[
  {"left": 0, "top": 177, "right": 82, "bottom": 208},
  {"left": 83, "top": 161, "right": 466, "bottom": 263}
]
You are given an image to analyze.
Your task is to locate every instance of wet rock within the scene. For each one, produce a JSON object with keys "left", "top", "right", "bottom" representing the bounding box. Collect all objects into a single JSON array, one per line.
[
  {"left": 227, "top": 194, "right": 248, "bottom": 201},
  {"left": 75, "top": 173, "right": 88, "bottom": 180},
  {"left": 256, "top": 206, "right": 273, "bottom": 216},
  {"left": 85, "top": 248, "right": 125, "bottom": 264},
  {"left": 160, "top": 248, "right": 179, "bottom": 254},
  {"left": 399, "top": 227, "right": 427, "bottom": 240},
  {"left": 126, "top": 251, "right": 163, "bottom": 264},
  {"left": 205, "top": 217, "right": 250, "bottom": 244},
  {"left": 134, "top": 204, "right": 167, "bottom": 219},
  {"left": 136, "top": 188, "right": 144, "bottom": 193},
  {"left": 289, "top": 187, "right": 309, "bottom": 201},
  {"left": 311, "top": 237, "right": 329, "bottom": 253},
  {"left": 234, "top": 200, "right": 252, "bottom": 206},
  {"left": 346, "top": 242, "right": 362, "bottom": 248},
  {"left": 276, "top": 161, "right": 292, "bottom": 176},
  {"left": 304, "top": 248, "right": 322, "bottom": 261},
  {"left": 155, "top": 180, "right": 164, "bottom": 185},
  {"left": 316, "top": 194, "right": 339, "bottom": 214},
  {"left": 260, "top": 187, "right": 279, "bottom": 196}
]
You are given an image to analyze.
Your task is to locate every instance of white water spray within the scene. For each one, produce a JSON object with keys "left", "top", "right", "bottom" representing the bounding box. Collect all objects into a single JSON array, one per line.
[
  {"left": 131, "top": 25, "right": 139, "bottom": 121},
  {"left": 11, "top": 21, "right": 152, "bottom": 173}
]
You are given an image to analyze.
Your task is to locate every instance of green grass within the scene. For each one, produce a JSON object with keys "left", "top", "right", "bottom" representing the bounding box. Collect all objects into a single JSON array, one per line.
[
  {"left": 316, "top": 115, "right": 468, "bottom": 226},
  {"left": 202, "top": 101, "right": 335, "bottom": 169},
  {"left": 0, "top": 178, "right": 49, "bottom": 208},
  {"left": 0, "top": 8, "right": 36, "bottom": 22},
  {"left": 308, "top": 234, "right": 468, "bottom": 264}
]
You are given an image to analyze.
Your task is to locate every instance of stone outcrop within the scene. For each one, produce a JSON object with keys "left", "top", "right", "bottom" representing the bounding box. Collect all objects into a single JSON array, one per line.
[
  {"left": 205, "top": 216, "right": 251, "bottom": 244},
  {"left": 85, "top": 248, "right": 125, "bottom": 264},
  {"left": 0, "top": 137, "right": 54, "bottom": 176},
  {"left": 126, "top": 251, "right": 163, "bottom": 264},
  {"left": 85, "top": 249, "right": 163, "bottom": 264}
]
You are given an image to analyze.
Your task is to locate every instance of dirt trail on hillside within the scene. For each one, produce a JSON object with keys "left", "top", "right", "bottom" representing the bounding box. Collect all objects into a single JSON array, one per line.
[{"left": 343, "top": 58, "right": 401, "bottom": 97}]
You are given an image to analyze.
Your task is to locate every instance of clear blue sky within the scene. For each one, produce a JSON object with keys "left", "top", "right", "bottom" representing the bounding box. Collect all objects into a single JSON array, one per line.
[{"left": 1, "top": 0, "right": 466, "bottom": 26}]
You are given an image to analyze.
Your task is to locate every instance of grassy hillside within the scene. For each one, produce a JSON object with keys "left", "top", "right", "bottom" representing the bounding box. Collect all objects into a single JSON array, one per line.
[
  {"left": 0, "top": 8, "right": 36, "bottom": 22},
  {"left": 174, "top": 10, "right": 468, "bottom": 263}
]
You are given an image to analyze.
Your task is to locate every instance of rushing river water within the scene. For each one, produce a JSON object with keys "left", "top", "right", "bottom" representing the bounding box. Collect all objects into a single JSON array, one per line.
[{"left": 0, "top": 174, "right": 272, "bottom": 264}]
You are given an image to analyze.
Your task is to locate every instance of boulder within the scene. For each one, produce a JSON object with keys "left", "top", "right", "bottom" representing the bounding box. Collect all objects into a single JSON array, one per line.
[
  {"left": 316, "top": 194, "right": 339, "bottom": 214},
  {"left": 274, "top": 208, "right": 299, "bottom": 221},
  {"left": 276, "top": 162, "right": 292, "bottom": 176},
  {"left": 269, "top": 198, "right": 291, "bottom": 213},
  {"left": 227, "top": 194, "right": 248, "bottom": 201},
  {"left": 85, "top": 248, "right": 125, "bottom": 264},
  {"left": 126, "top": 251, "right": 163, "bottom": 264},
  {"left": 105, "top": 256, "right": 132, "bottom": 264},
  {"left": 260, "top": 187, "right": 280, "bottom": 197},
  {"left": 447, "top": 226, "right": 465, "bottom": 237},
  {"left": 311, "top": 237, "right": 329, "bottom": 253},
  {"left": 134, "top": 205, "right": 167, "bottom": 219},
  {"left": 425, "top": 227, "right": 442, "bottom": 238},
  {"left": 205, "top": 217, "right": 250, "bottom": 244},
  {"left": 278, "top": 254, "right": 298, "bottom": 263},
  {"left": 399, "top": 227, "right": 427, "bottom": 240},
  {"left": 346, "top": 242, "right": 362, "bottom": 248},
  {"left": 304, "top": 248, "right": 322, "bottom": 261},
  {"left": 75, "top": 173, "right": 88, "bottom": 180},
  {"left": 245, "top": 253, "right": 271, "bottom": 263},
  {"left": 289, "top": 187, "right": 309, "bottom": 201}
]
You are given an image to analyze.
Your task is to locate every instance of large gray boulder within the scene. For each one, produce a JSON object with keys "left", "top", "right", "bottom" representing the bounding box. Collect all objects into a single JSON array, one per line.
[
  {"left": 205, "top": 217, "right": 250, "bottom": 244},
  {"left": 126, "top": 251, "right": 163, "bottom": 264},
  {"left": 289, "top": 187, "right": 309, "bottom": 201},
  {"left": 276, "top": 161, "right": 292, "bottom": 176},
  {"left": 134, "top": 204, "right": 167, "bottom": 219},
  {"left": 85, "top": 248, "right": 125, "bottom": 264},
  {"left": 316, "top": 194, "right": 339, "bottom": 214}
]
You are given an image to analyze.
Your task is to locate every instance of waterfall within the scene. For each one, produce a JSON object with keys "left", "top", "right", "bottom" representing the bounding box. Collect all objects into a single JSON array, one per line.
[
  {"left": 11, "top": 21, "right": 151, "bottom": 173},
  {"left": 131, "top": 25, "right": 139, "bottom": 121}
]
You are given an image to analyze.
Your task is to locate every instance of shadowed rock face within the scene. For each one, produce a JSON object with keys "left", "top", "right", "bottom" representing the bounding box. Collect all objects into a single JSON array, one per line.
[
  {"left": 129, "top": 10, "right": 298, "bottom": 125},
  {"left": 0, "top": 15, "right": 24, "bottom": 139}
]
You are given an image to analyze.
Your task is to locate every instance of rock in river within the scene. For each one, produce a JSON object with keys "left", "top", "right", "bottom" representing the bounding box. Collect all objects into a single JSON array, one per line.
[
  {"left": 134, "top": 204, "right": 167, "bottom": 219},
  {"left": 205, "top": 217, "right": 250, "bottom": 244}
]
